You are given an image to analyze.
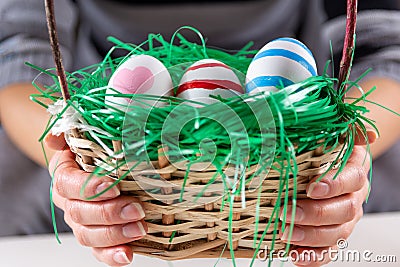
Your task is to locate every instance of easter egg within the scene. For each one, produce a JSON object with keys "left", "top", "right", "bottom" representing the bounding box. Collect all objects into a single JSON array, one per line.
[
  {"left": 246, "top": 37, "right": 317, "bottom": 94},
  {"left": 106, "top": 55, "right": 173, "bottom": 109},
  {"left": 177, "top": 59, "right": 244, "bottom": 105}
]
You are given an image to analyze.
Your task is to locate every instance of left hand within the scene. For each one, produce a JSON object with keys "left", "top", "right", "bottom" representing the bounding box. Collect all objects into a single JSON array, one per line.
[
  {"left": 45, "top": 134, "right": 147, "bottom": 266},
  {"left": 279, "top": 129, "right": 376, "bottom": 266}
]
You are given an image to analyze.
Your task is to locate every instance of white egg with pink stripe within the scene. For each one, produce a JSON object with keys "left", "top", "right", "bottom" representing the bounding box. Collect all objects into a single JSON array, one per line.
[
  {"left": 106, "top": 54, "right": 173, "bottom": 110},
  {"left": 177, "top": 59, "right": 244, "bottom": 105}
]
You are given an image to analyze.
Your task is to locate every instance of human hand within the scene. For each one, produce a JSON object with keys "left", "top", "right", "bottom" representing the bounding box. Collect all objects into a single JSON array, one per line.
[
  {"left": 45, "top": 134, "right": 147, "bottom": 266},
  {"left": 279, "top": 129, "right": 377, "bottom": 266}
]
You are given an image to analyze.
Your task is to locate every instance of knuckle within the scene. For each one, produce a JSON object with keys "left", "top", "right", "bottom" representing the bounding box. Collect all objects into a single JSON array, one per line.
[
  {"left": 335, "top": 176, "right": 346, "bottom": 195},
  {"left": 355, "top": 208, "right": 364, "bottom": 222},
  {"left": 313, "top": 203, "right": 327, "bottom": 225},
  {"left": 74, "top": 226, "right": 91, "bottom": 247},
  {"left": 68, "top": 201, "right": 82, "bottom": 224},
  {"left": 306, "top": 226, "right": 341, "bottom": 247},
  {"left": 346, "top": 198, "right": 359, "bottom": 221},
  {"left": 53, "top": 167, "right": 69, "bottom": 197},
  {"left": 103, "top": 226, "right": 118, "bottom": 245},
  {"left": 63, "top": 211, "right": 72, "bottom": 226},
  {"left": 48, "top": 153, "right": 61, "bottom": 175},
  {"left": 361, "top": 181, "right": 370, "bottom": 201},
  {"left": 99, "top": 203, "right": 114, "bottom": 225},
  {"left": 51, "top": 191, "right": 64, "bottom": 210},
  {"left": 52, "top": 197, "right": 61, "bottom": 209},
  {"left": 354, "top": 166, "right": 367, "bottom": 187},
  {"left": 340, "top": 225, "right": 352, "bottom": 240},
  {"left": 310, "top": 227, "right": 324, "bottom": 246}
]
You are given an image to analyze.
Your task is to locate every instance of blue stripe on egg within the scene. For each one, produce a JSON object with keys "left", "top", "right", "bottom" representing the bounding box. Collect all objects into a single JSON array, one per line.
[
  {"left": 245, "top": 37, "right": 318, "bottom": 94},
  {"left": 246, "top": 76, "right": 294, "bottom": 92},
  {"left": 270, "top": 38, "right": 314, "bottom": 57},
  {"left": 253, "top": 49, "right": 317, "bottom": 76}
]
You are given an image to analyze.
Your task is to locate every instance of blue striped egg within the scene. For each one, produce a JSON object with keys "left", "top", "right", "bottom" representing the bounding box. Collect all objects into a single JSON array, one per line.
[{"left": 246, "top": 37, "right": 317, "bottom": 94}]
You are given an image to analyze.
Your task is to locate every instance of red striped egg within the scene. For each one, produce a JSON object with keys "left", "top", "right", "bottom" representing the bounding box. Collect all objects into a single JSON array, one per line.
[{"left": 177, "top": 59, "right": 244, "bottom": 105}]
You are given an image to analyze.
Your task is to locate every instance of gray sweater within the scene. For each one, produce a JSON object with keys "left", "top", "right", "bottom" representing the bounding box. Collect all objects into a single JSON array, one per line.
[{"left": 0, "top": 0, "right": 399, "bottom": 236}]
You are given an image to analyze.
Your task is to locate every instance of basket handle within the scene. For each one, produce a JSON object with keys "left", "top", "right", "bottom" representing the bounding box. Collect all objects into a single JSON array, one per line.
[
  {"left": 44, "top": 0, "right": 70, "bottom": 102},
  {"left": 337, "top": 0, "right": 358, "bottom": 97},
  {"left": 44, "top": 0, "right": 358, "bottom": 101}
]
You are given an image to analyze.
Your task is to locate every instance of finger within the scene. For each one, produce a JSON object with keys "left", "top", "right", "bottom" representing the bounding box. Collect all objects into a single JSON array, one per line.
[
  {"left": 49, "top": 150, "right": 120, "bottom": 201},
  {"left": 44, "top": 133, "right": 68, "bottom": 151},
  {"left": 52, "top": 184, "right": 66, "bottom": 210},
  {"left": 279, "top": 209, "right": 362, "bottom": 247},
  {"left": 354, "top": 124, "right": 378, "bottom": 146},
  {"left": 92, "top": 246, "right": 133, "bottom": 266},
  {"left": 290, "top": 246, "right": 337, "bottom": 267},
  {"left": 307, "top": 146, "right": 369, "bottom": 199},
  {"left": 65, "top": 196, "right": 145, "bottom": 226},
  {"left": 71, "top": 220, "right": 147, "bottom": 248},
  {"left": 280, "top": 191, "right": 365, "bottom": 226}
]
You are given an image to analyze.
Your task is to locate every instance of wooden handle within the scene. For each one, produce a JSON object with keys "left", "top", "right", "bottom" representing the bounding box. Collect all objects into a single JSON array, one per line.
[
  {"left": 44, "top": 0, "right": 70, "bottom": 102},
  {"left": 338, "top": 0, "right": 358, "bottom": 97}
]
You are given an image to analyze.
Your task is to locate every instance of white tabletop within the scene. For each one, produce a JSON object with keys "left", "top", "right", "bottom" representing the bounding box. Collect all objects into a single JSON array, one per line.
[{"left": 0, "top": 212, "right": 399, "bottom": 267}]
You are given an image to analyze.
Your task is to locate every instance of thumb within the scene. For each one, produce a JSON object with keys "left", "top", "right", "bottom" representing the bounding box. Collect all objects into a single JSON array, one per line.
[
  {"left": 354, "top": 124, "right": 378, "bottom": 146},
  {"left": 44, "top": 133, "right": 68, "bottom": 151}
]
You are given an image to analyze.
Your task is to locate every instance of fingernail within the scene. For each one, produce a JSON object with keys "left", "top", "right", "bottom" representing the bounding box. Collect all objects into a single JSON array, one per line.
[
  {"left": 122, "top": 222, "right": 147, "bottom": 238},
  {"left": 121, "top": 203, "right": 145, "bottom": 220},
  {"left": 280, "top": 205, "right": 304, "bottom": 222},
  {"left": 281, "top": 226, "right": 305, "bottom": 242},
  {"left": 369, "top": 129, "right": 379, "bottom": 141},
  {"left": 95, "top": 182, "right": 120, "bottom": 198},
  {"left": 113, "top": 251, "right": 131, "bottom": 264},
  {"left": 307, "top": 181, "right": 329, "bottom": 198}
]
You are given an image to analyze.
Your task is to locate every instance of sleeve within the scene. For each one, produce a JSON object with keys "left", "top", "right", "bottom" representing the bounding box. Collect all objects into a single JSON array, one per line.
[
  {"left": 322, "top": 0, "right": 400, "bottom": 83},
  {"left": 0, "top": 0, "right": 78, "bottom": 89}
]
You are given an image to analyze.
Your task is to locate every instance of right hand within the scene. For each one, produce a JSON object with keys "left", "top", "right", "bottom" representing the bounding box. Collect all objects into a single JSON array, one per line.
[{"left": 46, "top": 134, "right": 147, "bottom": 266}]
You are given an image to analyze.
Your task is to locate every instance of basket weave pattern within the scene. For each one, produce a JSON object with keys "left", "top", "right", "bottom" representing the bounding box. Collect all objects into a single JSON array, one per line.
[{"left": 67, "top": 132, "right": 344, "bottom": 260}]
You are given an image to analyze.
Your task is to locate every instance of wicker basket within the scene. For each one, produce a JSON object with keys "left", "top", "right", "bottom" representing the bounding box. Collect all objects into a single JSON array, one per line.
[
  {"left": 43, "top": 0, "right": 359, "bottom": 262},
  {"left": 67, "top": 132, "right": 344, "bottom": 260}
]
